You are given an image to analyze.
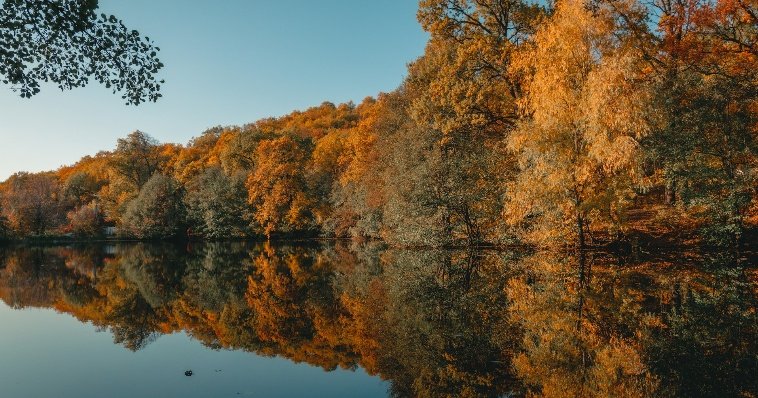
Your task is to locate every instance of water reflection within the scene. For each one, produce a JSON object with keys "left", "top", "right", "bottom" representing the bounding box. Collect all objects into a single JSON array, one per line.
[{"left": 0, "top": 243, "right": 755, "bottom": 397}]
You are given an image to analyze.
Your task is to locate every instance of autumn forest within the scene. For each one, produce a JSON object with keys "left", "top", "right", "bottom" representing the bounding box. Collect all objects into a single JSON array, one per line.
[
  {"left": 1, "top": 0, "right": 757, "bottom": 397},
  {"left": 1, "top": 0, "right": 756, "bottom": 250}
]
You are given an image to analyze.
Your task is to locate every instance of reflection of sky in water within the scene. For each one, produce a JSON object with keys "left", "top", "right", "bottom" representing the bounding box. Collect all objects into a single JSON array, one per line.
[{"left": 0, "top": 301, "right": 387, "bottom": 398}]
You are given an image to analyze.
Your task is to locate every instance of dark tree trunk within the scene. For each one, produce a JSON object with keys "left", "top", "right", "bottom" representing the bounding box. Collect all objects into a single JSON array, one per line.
[
  {"left": 576, "top": 212, "right": 586, "bottom": 250},
  {"left": 665, "top": 179, "right": 677, "bottom": 205}
]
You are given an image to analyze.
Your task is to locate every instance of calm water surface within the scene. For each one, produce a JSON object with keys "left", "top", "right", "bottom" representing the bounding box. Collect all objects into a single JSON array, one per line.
[{"left": 0, "top": 242, "right": 755, "bottom": 397}]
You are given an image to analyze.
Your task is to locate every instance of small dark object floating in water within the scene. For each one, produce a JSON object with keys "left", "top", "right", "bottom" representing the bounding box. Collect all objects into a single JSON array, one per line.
[{"left": 184, "top": 370, "right": 193, "bottom": 377}]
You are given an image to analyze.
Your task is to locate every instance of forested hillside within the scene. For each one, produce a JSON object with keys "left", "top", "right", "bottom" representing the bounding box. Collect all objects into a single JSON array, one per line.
[{"left": 1, "top": 0, "right": 755, "bottom": 248}]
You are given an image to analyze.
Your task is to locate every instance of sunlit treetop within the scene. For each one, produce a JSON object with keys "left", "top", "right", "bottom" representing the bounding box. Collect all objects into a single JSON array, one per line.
[{"left": 0, "top": 0, "right": 163, "bottom": 105}]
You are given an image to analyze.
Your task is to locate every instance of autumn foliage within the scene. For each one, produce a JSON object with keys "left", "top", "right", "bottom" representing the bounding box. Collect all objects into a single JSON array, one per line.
[{"left": 0, "top": 0, "right": 755, "bottom": 249}]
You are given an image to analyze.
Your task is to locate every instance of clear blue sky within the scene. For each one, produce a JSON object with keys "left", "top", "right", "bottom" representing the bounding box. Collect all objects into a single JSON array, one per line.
[{"left": 0, "top": 0, "right": 428, "bottom": 180}]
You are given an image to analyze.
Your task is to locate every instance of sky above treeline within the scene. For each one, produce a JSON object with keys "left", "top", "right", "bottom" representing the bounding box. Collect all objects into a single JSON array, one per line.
[{"left": 0, "top": 0, "right": 428, "bottom": 180}]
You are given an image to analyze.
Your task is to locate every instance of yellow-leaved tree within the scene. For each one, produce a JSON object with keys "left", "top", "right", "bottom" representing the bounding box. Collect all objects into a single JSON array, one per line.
[{"left": 506, "top": 0, "right": 652, "bottom": 248}]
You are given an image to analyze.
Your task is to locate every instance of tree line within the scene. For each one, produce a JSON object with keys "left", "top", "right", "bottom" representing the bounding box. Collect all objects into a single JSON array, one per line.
[{"left": 0, "top": 0, "right": 755, "bottom": 248}]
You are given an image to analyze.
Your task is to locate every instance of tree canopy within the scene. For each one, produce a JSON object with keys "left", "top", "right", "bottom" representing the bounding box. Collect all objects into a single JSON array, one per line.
[
  {"left": 0, "top": 0, "right": 755, "bottom": 248},
  {"left": 0, "top": 0, "right": 163, "bottom": 104}
]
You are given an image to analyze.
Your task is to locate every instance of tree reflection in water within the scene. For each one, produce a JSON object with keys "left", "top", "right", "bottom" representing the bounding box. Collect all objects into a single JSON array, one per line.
[{"left": 0, "top": 243, "right": 755, "bottom": 397}]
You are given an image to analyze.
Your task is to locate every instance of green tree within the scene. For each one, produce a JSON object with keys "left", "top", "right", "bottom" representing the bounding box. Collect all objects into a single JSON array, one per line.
[
  {"left": 647, "top": 72, "right": 757, "bottom": 245},
  {"left": 641, "top": 0, "right": 758, "bottom": 246},
  {"left": 0, "top": 0, "right": 163, "bottom": 104},
  {"left": 185, "top": 167, "right": 248, "bottom": 238},
  {"left": 363, "top": 51, "right": 513, "bottom": 247},
  {"left": 121, "top": 173, "right": 185, "bottom": 239},
  {"left": 367, "top": 0, "right": 544, "bottom": 246}
]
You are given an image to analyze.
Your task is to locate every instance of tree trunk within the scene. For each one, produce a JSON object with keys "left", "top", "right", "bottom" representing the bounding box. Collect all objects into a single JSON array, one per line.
[
  {"left": 576, "top": 212, "right": 586, "bottom": 250},
  {"left": 665, "top": 179, "right": 677, "bottom": 205}
]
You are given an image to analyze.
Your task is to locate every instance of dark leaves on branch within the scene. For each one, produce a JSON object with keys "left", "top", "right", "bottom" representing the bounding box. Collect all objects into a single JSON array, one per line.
[{"left": 0, "top": 0, "right": 164, "bottom": 105}]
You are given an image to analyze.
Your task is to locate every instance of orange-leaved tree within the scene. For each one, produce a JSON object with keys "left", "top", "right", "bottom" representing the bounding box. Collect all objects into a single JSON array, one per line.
[{"left": 505, "top": 0, "right": 652, "bottom": 248}]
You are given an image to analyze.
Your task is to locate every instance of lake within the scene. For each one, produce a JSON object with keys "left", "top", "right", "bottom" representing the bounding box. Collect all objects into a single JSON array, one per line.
[{"left": 0, "top": 242, "right": 755, "bottom": 397}]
